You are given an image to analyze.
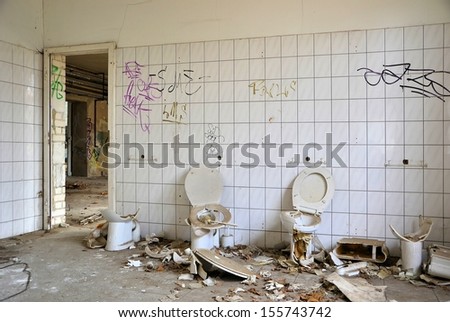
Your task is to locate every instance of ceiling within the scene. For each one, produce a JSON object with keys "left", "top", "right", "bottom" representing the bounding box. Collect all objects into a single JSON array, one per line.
[{"left": 66, "top": 53, "right": 108, "bottom": 74}]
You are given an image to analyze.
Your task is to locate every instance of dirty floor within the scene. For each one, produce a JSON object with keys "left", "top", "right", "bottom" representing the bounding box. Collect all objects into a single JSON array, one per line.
[{"left": 1, "top": 176, "right": 449, "bottom": 302}]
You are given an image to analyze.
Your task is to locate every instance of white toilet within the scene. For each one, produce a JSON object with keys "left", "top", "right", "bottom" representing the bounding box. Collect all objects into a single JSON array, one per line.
[
  {"left": 101, "top": 209, "right": 141, "bottom": 251},
  {"left": 185, "top": 167, "right": 233, "bottom": 250},
  {"left": 280, "top": 167, "right": 335, "bottom": 261}
]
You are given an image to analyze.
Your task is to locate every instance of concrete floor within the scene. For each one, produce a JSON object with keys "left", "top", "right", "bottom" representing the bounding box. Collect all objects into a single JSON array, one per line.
[{"left": 1, "top": 176, "right": 449, "bottom": 302}]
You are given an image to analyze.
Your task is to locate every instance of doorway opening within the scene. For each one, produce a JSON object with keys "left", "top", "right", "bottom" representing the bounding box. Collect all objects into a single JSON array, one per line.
[
  {"left": 43, "top": 43, "right": 115, "bottom": 229},
  {"left": 65, "top": 54, "right": 109, "bottom": 225}
]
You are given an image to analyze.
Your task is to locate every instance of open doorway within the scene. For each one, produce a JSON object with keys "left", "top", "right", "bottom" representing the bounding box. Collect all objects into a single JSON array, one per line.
[
  {"left": 65, "top": 54, "right": 109, "bottom": 225},
  {"left": 43, "top": 43, "right": 115, "bottom": 230}
]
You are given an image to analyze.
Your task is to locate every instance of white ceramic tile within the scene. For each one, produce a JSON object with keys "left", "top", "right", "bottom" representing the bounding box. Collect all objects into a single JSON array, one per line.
[
  {"left": 423, "top": 24, "right": 444, "bottom": 48},
  {"left": 367, "top": 214, "right": 386, "bottom": 238},
  {"left": 404, "top": 25, "right": 423, "bottom": 50},
  {"left": 332, "top": 212, "right": 349, "bottom": 235},
  {"left": 349, "top": 122, "right": 366, "bottom": 145},
  {"left": 281, "top": 35, "right": 297, "bottom": 57},
  {"left": 367, "top": 29, "right": 385, "bottom": 52},
  {"left": 385, "top": 98, "right": 404, "bottom": 121},
  {"left": 349, "top": 30, "right": 366, "bottom": 53},
  {"left": 298, "top": 56, "right": 313, "bottom": 78},
  {"left": 234, "top": 59, "right": 249, "bottom": 80},
  {"left": 0, "top": 61, "right": 12, "bottom": 82},
  {"left": 385, "top": 28, "right": 403, "bottom": 51},
  {"left": 331, "top": 100, "right": 348, "bottom": 121},
  {"left": 367, "top": 191, "right": 385, "bottom": 214},
  {"left": 280, "top": 57, "right": 297, "bottom": 80},
  {"left": 265, "top": 36, "right": 281, "bottom": 58},
  {"left": 248, "top": 58, "right": 264, "bottom": 80},
  {"left": 424, "top": 48, "right": 444, "bottom": 70},
  {"left": 331, "top": 77, "right": 348, "bottom": 100},
  {"left": 331, "top": 122, "right": 348, "bottom": 144},
  {"left": 424, "top": 193, "right": 443, "bottom": 217},
  {"left": 190, "top": 42, "right": 204, "bottom": 63},
  {"left": 314, "top": 55, "right": 331, "bottom": 77},
  {"left": 298, "top": 34, "right": 313, "bottom": 56},
  {"left": 404, "top": 121, "right": 423, "bottom": 145},
  {"left": 424, "top": 121, "right": 443, "bottom": 144},
  {"left": 265, "top": 57, "right": 281, "bottom": 79},
  {"left": 122, "top": 47, "right": 136, "bottom": 64},
  {"left": 404, "top": 169, "right": 423, "bottom": 193},
  {"left": 348, "top": 53, "right": 366, "bottom": 77},
  {"left": 249, "top": 38, "right": 264, "bottom": 59},
  {"left": 424, "top": 169, "right": 443, "bottom": 193},
  {"left": 404, "top": 49, "right": 423, "bottom": 70},
  {"left": 314, "top": 77, "right": 331, "bottom": 100},
  {"left": 404, "top": 192, "right": 423, "bottom": 216},
  {"left": 386, "top": 122, "right": 404, "bottom": 145},
  {"left": 386, "top": 168, "right": 404, "bottom": 191},
  {"left": 368, "top": 168, "right": 385, "bottom": 191},
  {"left": 424, "top": 146, "right": 443, "bottom": 169},
  {"left": 265, "top": 209, "right": 281, "bottom": 231},
  {"left": 349, "top": 145, "right": 366, "bottom": 168},
  {"left": 367, "top": 122, "right": 385, "bottom": 145},
  {"left": 386, "top": 192, "right": 404, "bottom": 215},
  {"left": 348, "top": 76, "right": 366, "bottom": 99},
  {"left": 331, "top": 32, "right": 348, "bottom": 54},
  {"left": 350, "top": 213, "right": 367, "bottom": 236},
  {"left": 314, "top": 100, "right": 331, "bottom": 122},
  {"left": 265, "top": 231, "right": 282, "bottom": 248},
  {"left": 297, "top": 78, "right": 314, "bottom": 100},
  {"left": 350, "top": 168, "right": 366, "bottom": 191},
  {"left": 331, "top": 54, "right": 348, "bottom": 77},
  {"left": 314, "top": 33, "right": 331, "bottom": 55},
  {"left": 204, "top": 41, "right": 219, "bottom": 61},
  {"left": 350, "top": 191, "right": 366, "bottom": 213},
  {"left": 219, "top": 60, "right": 233, "bottom": 81}
]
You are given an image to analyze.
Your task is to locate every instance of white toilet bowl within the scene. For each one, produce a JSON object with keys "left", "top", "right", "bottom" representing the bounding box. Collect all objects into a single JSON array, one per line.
[
  {"left": 101, "top": 209, "right": 140, "bottom": 251},
  {"left": 280, "top": 167, "right": 335, "bottom": 261},
  {"left": 185, "top": 167, "right": 233, "bottom": 250}
]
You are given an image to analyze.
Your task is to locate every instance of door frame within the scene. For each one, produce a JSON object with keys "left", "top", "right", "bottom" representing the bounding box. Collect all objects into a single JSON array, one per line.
[{"left": 43, "top": 42, "right": 116, "bottom": 230}]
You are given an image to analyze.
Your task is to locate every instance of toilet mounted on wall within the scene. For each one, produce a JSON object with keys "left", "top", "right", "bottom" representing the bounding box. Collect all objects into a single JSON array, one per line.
[
  {"left": 184, "top": 167, "right": 233, "bottom": 250},
  {"left": 280, "top": 167, "right": 335, "bottom": 262}
]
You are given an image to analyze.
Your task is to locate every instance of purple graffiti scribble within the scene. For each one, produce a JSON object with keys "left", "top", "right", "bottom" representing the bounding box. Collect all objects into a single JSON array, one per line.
[{"left": 123, "top": 61, "right": 162, "bottom": 132}]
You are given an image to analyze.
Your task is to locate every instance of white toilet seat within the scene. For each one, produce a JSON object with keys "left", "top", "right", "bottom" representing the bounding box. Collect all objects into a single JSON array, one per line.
[
  {"left": 292, "top": 167, "right": 335, "bottom": 215},
  {"left": 189, "top": 204, "right": 232, "bottom": 229},
  {"left": 185, "top": 167, "right": 232, "bottom": 230}
]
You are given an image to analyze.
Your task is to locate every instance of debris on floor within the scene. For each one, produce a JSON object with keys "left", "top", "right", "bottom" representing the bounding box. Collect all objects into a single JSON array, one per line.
[
  {"left": 333, "top": 238, "right": 389, "bottom": 263},
  {"left": 79, "top": 213, "right": 103, "bottom": 226},
  {"left": 193, "top": 248, "right": 256, "bottom": 279},
  {"left": 325, "top": 272, "right": 387, "bottom": 302},
  {"left": 85, "top": 222, "right": 108, "bottom": 249},
  {"left": 97, "top": 230, "right": 450, "bottom": 302},
  {"left": 424, "top": 244, "right": 450, "bottom": 280}
]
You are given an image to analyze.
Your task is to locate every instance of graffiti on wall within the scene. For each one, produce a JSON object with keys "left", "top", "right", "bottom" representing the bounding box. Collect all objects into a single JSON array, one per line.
[
  {"left": 86, "top": 118, "right": 93, "bottom": 160},
  {"left": 205, "top": 123, "right": 224, "bottom": 154},
  {"left": 162, "top": 101, "right": 188, "bottom": 124},
  {"left": 249, "top": 79, "right": 297, "bottom": 99},
  {"left": 358, "top": 63, "right": 450, "bottom": 101},
  {"left": 123, "top": 61, "right": 208, "bottom": 132},
  {"left": 51, "top": 64, "right": 64, "bottom": 100}
]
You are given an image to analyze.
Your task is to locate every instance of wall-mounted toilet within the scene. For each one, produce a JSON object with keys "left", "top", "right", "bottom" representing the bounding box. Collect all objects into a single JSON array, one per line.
[
  {"left": 280, "top": 167, "right": 335, "bottom": 262},
  {"left": 101, "top": 209, "right": 141, "bottom": 251},
  {"left": 185, "top": 167, "right": 233, "bottom": 250}
]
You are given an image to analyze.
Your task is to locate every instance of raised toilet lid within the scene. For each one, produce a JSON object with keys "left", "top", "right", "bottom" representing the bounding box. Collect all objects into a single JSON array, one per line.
[
  {"left": 292, "top": 167, "right": 335, "bottom": 214},
  {"left": 185, "top": 167, "right": 223, "bottom": 206}
]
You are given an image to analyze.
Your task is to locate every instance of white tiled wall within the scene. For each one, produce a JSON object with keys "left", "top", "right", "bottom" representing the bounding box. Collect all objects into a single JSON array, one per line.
[
  {"left": 115, "top": 23, "right": 450, "bottom": 254},
  {"left": 0, "top": 41, "right": 43, "bottom": 238}
]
